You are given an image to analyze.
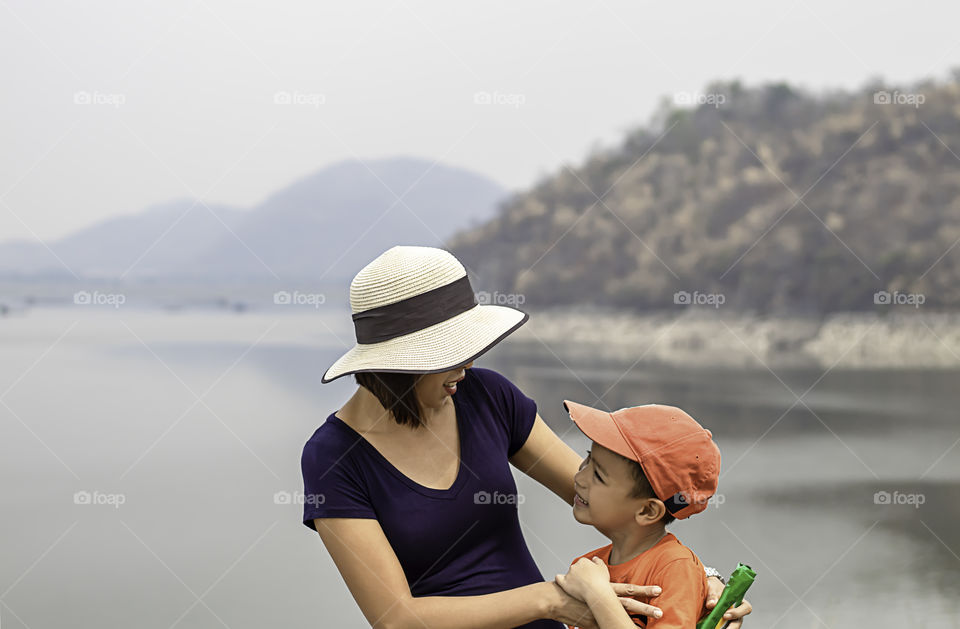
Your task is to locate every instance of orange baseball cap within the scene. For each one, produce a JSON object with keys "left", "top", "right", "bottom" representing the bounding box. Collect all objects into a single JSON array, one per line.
[{"left": 564, "top": 400, "right": 721, "bottom": 520}]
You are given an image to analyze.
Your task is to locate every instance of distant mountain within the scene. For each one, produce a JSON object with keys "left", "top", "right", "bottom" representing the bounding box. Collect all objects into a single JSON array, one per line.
[
  {"left": 0, "top": 199, "right": 246, "bottom": 280},
  {"left": 181, "top": 157, "right": 506, "bottom": 282},
  {"left": 450, "top": 74, "right": 960, "bottom": 313},
  {"left": 0, "top": 157, "right": 507, "bottom": 283}
]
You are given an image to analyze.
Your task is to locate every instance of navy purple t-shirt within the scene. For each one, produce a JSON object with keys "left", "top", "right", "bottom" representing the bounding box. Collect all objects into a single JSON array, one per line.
[{"left": 301, "top": 366, "right": 564, "bottom": 629}]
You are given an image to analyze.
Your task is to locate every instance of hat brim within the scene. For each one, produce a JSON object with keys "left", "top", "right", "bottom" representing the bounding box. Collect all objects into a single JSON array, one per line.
[
  {"left": 322, "top": 304, "right": 529, "bottom": 383},
  {"left": 564, "top": 400, "right": 637, "bottom": 462}
]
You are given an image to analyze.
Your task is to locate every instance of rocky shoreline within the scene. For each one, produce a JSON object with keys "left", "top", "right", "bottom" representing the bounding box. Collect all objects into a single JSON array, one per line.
[{"left": 508, "top": 307, "right": 960, "bottom": 369}]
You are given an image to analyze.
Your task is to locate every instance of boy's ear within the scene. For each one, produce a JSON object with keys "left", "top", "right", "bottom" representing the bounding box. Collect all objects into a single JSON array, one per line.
[{"left": 635, "top": 497, "right": 667, "bottom": 524}]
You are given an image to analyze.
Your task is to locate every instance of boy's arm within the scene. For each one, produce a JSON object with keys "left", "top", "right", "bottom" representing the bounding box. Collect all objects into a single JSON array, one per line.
[
  {"left": 646, "top": 559, "right": 708, "bottom": 629},
  {"left": 583, "top": 587, "right": 644, "bottom": 629},
  {"left": 558, "top": 557, "right": 644, "bottom": 629}
]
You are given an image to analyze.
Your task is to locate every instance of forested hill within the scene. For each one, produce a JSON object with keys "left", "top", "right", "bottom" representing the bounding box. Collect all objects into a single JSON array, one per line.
[{"left": 450, "top": 75, "right": 960, "bottom": 314}]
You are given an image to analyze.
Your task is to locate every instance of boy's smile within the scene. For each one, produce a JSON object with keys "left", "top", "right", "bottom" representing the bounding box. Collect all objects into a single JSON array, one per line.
[{"left": 572, "top": 442, "right": 673, "bottom": 564}]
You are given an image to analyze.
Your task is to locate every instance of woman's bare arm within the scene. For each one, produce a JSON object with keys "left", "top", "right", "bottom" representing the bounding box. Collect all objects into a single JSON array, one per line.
[
  {"left": 508, "top": 413, "right": 583, "bottom": 505},
  {"left": 313, "top": 516, "right": 600, "bottom": 629}
]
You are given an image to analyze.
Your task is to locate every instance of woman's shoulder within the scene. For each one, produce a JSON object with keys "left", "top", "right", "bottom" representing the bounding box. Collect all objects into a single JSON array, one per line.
[
  {"left": 462, "top": 366, "right": 538, "bottom": 454},
  {"left": 301, "top": 415, "right": 364, "bottom": 462},
  {"left": 464, "top": 366, "right": 532, "bottom": 404},
  {"left": 463, "top": 365, "right": 513, "bottom": 392}
]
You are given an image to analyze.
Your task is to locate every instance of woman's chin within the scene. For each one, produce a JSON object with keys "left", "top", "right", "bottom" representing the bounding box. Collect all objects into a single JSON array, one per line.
[{"left": 422, "top": 395, "right": 453, "bottom": 412}]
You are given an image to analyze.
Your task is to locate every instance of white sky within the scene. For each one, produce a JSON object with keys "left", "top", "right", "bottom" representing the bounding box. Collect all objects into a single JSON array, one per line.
[{"left": 2, "top": 0, "right": 958, "bottom": 242}]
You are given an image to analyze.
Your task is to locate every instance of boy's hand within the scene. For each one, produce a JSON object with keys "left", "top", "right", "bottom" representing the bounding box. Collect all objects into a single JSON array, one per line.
[
  {"left": 556, "top": 557, "right": 612, "bottom": 602},
  {"left": 705, "top": 578, "right": 753, "bottom": 629}
]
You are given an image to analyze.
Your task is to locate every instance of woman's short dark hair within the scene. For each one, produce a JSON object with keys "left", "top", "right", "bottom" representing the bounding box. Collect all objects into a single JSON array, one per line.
[{"left": 354, "top": 371, "right": 424, "bottom": 428}]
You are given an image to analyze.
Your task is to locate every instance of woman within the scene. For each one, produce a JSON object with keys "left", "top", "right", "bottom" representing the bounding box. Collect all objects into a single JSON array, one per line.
[{"left": 301, "top": 245, "right": 752, "bottom": 628}]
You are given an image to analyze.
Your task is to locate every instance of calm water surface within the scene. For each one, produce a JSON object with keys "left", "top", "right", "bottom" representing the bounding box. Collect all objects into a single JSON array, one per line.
[{"left": 1, "top": 307, "right": 957, "bottom": 628}]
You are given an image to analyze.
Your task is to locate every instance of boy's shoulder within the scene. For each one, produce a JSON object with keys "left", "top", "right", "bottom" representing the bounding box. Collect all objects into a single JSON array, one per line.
[
  {"left": 570, "top": 543, "right": 612, "bottom": 566},
  {"left": 569, "top": 534, "right": 708, "bottom": 628},
  {"left": 650, "top": 533, "right": 704, "bottom": 569},
  {"left": 570, "top": 533, "right": 704, "bottom": 580}
]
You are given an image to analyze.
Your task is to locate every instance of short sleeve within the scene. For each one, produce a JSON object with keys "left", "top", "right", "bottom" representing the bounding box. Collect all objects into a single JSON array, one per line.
[
  {"left": 471, "top": 367, "right": 538, "bottom": 457},
  {"left": 300, "top": 430, "right": 377, "bottom": 530},
  {"left": 646, "top": 559, "right": 708, "bottom": 629}
]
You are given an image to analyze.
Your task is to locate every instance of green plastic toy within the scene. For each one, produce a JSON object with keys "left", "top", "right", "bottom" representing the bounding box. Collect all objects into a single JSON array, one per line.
[{"left": 696, "top": 563, "right": 756, "bottom": 629}]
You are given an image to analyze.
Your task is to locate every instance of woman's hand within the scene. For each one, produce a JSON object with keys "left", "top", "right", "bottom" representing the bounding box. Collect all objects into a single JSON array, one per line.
[
  {"left": 609, "top": 581, "right": 664, "bottom": 620},
  {"left": 544, "top": 580, "right": 598, "bottom": 628},
  {"left": 545, "top": 577, "right": 664, "bottom": 628},
  {"left": 555, "top": 557, "right": 610, "bottom": 602},
  {"left": 704, "top": 577, "right": 753, "bottom": 628}
]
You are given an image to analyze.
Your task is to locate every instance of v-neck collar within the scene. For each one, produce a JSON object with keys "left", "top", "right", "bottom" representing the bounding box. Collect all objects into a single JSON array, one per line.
[{"left": 329, "top": 391, "right": 469, "bottom": 499}]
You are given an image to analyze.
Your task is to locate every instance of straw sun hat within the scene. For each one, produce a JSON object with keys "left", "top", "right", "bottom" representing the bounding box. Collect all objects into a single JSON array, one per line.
[{"left": 321, "top": 245, "right": 529, "bottom": 383}]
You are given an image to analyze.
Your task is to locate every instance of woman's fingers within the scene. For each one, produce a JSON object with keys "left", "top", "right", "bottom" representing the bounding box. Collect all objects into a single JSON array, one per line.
[
  {"left": 609, "top": 582, "right": 663, "bottom": 620},
  {"left": 609, "top": 582, "right": 662, "bottom": 599},
  {"left": 618, "top": 597, "right": 663, "bottom": 620}
]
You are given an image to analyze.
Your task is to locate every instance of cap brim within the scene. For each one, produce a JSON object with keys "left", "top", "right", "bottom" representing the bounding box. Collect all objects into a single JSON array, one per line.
[
  {"left": 322, "top": 304, "right": 528, "bottom": 383},
  {"left": 563, "top": 400, "right": 636, "bottom": 462}
]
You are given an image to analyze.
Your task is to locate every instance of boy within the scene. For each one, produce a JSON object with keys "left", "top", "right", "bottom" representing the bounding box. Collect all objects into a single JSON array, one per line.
[{"left": 555, "top": 401, "right": 721, "bottom": 629}]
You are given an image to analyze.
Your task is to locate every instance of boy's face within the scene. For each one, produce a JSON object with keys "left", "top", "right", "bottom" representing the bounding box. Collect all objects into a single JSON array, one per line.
[{"left": 572, "top": 442, "right": 657, "bottom": 534}]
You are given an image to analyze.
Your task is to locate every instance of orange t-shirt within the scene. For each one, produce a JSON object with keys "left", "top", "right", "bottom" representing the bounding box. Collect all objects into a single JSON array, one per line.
[{"left": 567, "top": 532, "right": 708, "bottom": 629}]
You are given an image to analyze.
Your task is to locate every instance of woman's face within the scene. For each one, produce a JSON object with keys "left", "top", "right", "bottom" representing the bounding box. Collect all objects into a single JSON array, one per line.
[{"left": 414, "top": 360, "right": 474, "bottom": 410}]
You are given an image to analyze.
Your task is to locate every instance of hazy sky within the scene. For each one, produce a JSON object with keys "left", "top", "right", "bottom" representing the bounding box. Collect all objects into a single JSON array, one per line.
[{"left": 2, "top": 0, "right": 958, "bottom": 242}]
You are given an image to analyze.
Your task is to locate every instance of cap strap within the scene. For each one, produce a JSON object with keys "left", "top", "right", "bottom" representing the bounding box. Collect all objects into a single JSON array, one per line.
[
  {"left": 352, "top": 274, "right": 477, "bottom": 344},
  {"left": 662, "top": 492, "right": 689, "bottom": 515}
]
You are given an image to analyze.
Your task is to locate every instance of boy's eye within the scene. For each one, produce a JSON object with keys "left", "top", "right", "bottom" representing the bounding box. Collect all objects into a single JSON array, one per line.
[
  {"left": 584, "top": 452, "right": 604, "bottom": 482},
  {"left": 578, "top": 450, "right": 590, "bottom": 470}
]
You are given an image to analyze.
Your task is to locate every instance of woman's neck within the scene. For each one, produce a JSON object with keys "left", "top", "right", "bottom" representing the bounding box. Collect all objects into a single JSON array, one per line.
[
  {"left": 339, "top": 386, "right": 451, "bottom": 433},
  {"left": 338, "top": 387, "right": 395, "bottom": 433}
]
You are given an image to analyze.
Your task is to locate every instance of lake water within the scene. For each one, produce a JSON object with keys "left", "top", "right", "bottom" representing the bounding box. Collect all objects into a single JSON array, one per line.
[{"left": 1, "top": 306, "right": 958, "bottom": 628}]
